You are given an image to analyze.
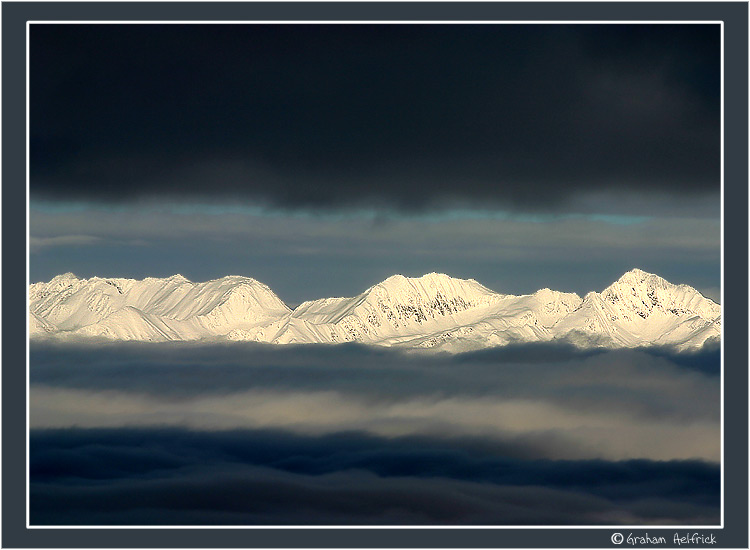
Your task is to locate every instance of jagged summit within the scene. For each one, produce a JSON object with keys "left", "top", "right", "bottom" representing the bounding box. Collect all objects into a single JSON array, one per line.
[
  {"left": 613, "top": 268, "right": 667, "bottom": 287},
  {"left": 285, "top": 273, "right": 503, "bottom": 342},
  {"left": 619, "top": 267, "right": 652, "bottom": 279},
  {"left": 381, "top": 272, "right": 479, "bottom": 284},
  {"left": 370, "top": 272, "right": 472, "bottom": 289},
  {"left": 29, "top": 270, "right": 720, "bottom": 352},
  {"left": 52, "top": 271, "right": 79, "bottom": 280},
  {"left": 552, "top": 269, "right": 720, "bottom": 349},
  {"left": 366, "top": 272, "right": 497, "bottom": 300}
]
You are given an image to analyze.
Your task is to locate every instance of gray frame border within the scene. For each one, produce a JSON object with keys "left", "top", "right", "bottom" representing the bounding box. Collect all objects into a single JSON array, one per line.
[{"left": 3, "top": 2, "right": 747, "bottom": 548}]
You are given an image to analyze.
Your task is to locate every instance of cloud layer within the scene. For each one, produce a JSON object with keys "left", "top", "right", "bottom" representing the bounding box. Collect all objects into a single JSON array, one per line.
[
  {"left": 30, "top": 427, "right": 720, "bottom": 525},
  {"left": 29, "top": 342, "right": 720, "bottom": 525},
  {"left": 31, "top": 24, "right": 719, "bottom": 210},
  {"left": 30, "top": 342, "right": 720, "bottom": 461}
]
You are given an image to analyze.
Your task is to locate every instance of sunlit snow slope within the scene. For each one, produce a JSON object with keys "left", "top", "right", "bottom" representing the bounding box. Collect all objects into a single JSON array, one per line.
[
  {"left": 29, "top": 269, "right": 720, "bottom": 351},
  {"left": 29, "top": 273, "right": 291, "bottom": 341}
]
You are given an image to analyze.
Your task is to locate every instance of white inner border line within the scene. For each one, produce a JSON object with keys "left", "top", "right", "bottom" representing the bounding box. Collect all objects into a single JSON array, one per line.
[
  {"left": 25, "top": 20, "right": 725, "bottom": 530},
  {"left": 718, "top": 18, "right": 725, "bottom": 531}
]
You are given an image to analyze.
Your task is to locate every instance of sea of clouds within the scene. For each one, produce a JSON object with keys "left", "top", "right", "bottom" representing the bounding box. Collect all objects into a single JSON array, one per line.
[{"left": 29, "top": 341, "right": 720, "bottom": 525}]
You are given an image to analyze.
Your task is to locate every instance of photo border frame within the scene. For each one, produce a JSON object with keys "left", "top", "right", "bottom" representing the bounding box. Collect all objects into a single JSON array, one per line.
[{"left": 3, "top": 2, "right": 747, "bottom": 547}]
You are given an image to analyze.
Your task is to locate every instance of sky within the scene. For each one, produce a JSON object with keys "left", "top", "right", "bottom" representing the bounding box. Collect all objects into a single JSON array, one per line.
[{"left": 29, "top": 23, "right": 721, "bottom": 304}]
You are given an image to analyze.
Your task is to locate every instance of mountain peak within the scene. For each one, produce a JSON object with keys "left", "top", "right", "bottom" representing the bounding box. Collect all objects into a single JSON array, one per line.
[
  {"left": 369, "top": 273, "right": 493, "bottom": 299},
  {"left": 378, "top": 272, "right": 451, "bottom": 284},
  {"left": 377, "top": 273, "right": 408, "bottom": 287},
  {"left": 50, "top": 272, "right": 79, "bottom": 282},
  {"left": 602, "top": 269, "right": 671, "bottom": 303},
  {"left": 615, "top": 268, "right": 662, "bottom": 285},
  {"left": 372, "top": 273, "right": 443, "bottom": 292}
]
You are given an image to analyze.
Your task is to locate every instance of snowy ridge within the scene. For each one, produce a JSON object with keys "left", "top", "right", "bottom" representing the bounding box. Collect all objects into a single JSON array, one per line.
[
  {"left": 29, "top": 273, "right": 290, "bottom": 342},
  {"left": 553, "top": 269, "right": 720, "bottom": 349},
  {"left": 29, "top": 269, "right": 720, "bottom": 352},
  {"left": 285, "top": 273, "right": 506, "bottom": 344}
]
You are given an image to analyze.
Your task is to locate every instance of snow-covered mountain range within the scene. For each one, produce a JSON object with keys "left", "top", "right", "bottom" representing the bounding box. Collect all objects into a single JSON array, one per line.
[{"left": 29, "top": 269, "right": 720, "bottom": 352}]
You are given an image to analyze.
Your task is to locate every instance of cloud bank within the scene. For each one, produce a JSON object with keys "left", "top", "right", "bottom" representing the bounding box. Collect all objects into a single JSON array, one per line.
[
  {"left": 30, "top": 427, "right": 720, "bottom": 525},
  {"left": 31, "top": 24, "right": 719, "bottom": 211},
  {"left": 30, "top": 342, "right": 720, "bottom": 461},
  {"left": 29, "top": 342, "right": 719, "bottom": 525}
]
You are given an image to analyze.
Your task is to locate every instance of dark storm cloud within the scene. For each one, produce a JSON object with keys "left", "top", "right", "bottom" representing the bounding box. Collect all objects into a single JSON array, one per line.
[
  {"left": 30, "top": 427, "right": 720, "bottom": 525},
  {"left": 30, "top": 24, "right": 719, "bottom": 210}
]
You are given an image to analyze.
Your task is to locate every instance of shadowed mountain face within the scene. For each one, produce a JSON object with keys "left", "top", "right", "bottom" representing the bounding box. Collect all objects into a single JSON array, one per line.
[{"left": 29, "top": 269, "right": 720, "bottom": 352}]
